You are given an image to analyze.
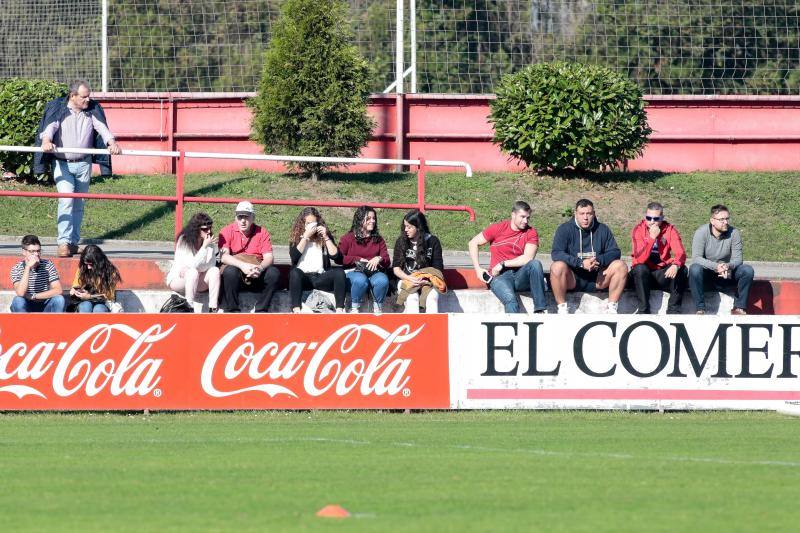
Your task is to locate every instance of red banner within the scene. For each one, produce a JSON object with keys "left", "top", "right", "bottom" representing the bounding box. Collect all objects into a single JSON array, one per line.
[{"left": 0, "top": 314, "right": 450, "bottom": 410}]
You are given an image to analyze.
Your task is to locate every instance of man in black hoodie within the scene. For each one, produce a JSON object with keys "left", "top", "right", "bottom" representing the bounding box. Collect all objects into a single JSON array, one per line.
[{"left": 550, "top": 199, "right": 628, "bottom": 314}]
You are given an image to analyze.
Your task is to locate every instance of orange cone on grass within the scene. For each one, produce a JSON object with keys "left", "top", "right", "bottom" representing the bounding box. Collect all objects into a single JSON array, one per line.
[{"left": 316, "top": 504, "right": 350, "bottom": 518}]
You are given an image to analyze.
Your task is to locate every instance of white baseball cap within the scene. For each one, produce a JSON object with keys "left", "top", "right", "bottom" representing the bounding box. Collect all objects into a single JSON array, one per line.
[{"left": 235, "top": 201, "right": 255, "bottom": 215}]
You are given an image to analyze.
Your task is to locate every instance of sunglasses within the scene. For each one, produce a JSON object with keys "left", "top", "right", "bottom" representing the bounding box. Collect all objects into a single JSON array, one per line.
[
  {"left": 236, "top": 215, "right": 251, "bottom": 221},
  {"left": 200, "top": 226, "right": 212, "bottom": 231},
  {"left": 645, "top": 215, "right": 663, "bottom": 222}
]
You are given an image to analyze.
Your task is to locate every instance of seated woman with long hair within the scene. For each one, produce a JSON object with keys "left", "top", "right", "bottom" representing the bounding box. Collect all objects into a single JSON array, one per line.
[
  {"left": 392, "top": 209, "right": 445, "bottom": 313},
  {"left": 166, "top": 212, "right": 221, "bottom": 313},
  {"left": 70, "top": 244, "right": 122, "bottom": 312},
  {"left": 288, "top": 207, "right": 346, "bottom": 313},
  {"left": 339, "top": 205, "right": 390, "bottom": 314}
]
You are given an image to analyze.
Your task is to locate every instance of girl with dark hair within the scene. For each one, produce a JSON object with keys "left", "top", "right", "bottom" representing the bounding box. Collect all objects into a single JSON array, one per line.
[
  {"left": 70, "top": 244, "right": 122, "bottom": 312},
  {"left": 338, "top": 206, "right": 390, "bottom": 313},
  {"left": 288, "top": 207, "right": 346, "bottom": 313},
  {"left": 166, "top": 212, "right": 221, "bottom": 313},
  {"left": 392, "top": 209, "right": 445, "bottom": 313}
]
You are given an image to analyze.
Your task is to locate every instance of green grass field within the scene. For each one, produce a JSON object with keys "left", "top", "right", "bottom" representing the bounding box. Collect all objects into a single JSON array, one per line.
[{"left": 1, "top": 410, "right": 799, "bottom": 531}]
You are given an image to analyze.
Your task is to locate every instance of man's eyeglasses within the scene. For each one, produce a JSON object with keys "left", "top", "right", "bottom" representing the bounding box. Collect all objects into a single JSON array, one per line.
[
  {"left": 24, "top": 248, "right": 41, "bottom": 254},
  {"left": 236, "top": 215, "right": 251, "bottom": 221},
  {"left": 645, "top": 215, "right": 663, "bottom": 222}
]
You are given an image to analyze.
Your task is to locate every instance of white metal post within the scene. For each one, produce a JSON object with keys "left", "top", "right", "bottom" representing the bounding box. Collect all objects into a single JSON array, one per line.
[
  {"left": 101, "top": 0, "right": 108, "bottom": 92},
  {"left": 410, "top": 0, "right": 417, "bottom": 93},
  {"left": 395, "top": 0, "right": 404, "bottom": 95}
]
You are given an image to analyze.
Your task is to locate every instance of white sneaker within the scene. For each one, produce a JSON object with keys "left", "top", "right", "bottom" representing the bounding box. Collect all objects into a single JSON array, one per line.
[
  {"left": 350, "top": 304, "right": 360, "bottom": 314},
  {"left": 372, "top": 302, "right": 383, "bottom": 315},
  {"left": 606, "top": 301, "right": 619, "bottom": 314},
  {"left": 557, "top": 303, "right": 569, "bottom": 315}
]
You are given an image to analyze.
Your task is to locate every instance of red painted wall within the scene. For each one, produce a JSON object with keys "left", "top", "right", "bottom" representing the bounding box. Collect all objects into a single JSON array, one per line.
[{"left": 96, "top": 93, "right": 800, "bottom": 174}]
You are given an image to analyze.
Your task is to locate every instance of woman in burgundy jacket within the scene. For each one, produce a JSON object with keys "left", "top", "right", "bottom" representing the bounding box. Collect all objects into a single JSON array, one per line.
[{"left": 338, "top": 206, "right": 391, "bottom": 314}]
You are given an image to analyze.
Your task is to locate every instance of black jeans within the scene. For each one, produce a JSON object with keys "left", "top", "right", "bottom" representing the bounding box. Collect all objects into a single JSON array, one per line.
[
  {"left": 220, "top": 264, "right": 280, "bottom": 312},
  {"left": 289, "top": 267, "right": 347, "bottom": 309},
  {"left": 630, "top": 263, "right": 687, "bottom": 313}
]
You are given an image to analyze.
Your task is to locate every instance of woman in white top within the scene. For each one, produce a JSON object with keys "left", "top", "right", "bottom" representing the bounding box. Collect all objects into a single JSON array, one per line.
[
  {"left": 166, "top": 212, "right": 221, "bottom": 313},
  {"left": 288, "top": 207, "right": 346, "bottom": 313}
]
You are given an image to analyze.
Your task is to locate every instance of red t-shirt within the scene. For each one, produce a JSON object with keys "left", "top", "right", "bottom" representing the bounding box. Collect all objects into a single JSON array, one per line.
[
  {"left": 218, "top": 222, "right": 273, "bottom": 261},
  {"left": 482, "top": 220, "right": 539, "bottom": 270}
]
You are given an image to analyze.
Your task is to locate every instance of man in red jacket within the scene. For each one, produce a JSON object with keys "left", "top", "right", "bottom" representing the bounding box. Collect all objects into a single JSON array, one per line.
[{"left": 630, "top": 202, "right": 687, "bottom": 314}]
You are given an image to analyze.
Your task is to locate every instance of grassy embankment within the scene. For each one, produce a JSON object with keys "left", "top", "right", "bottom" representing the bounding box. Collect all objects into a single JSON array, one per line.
[{"left": 1, "top": 170, "right": 798, "bottom": 261}]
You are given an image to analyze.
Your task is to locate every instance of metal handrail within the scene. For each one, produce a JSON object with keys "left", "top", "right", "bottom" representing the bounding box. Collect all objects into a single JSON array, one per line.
[{"left": 0, "top": 145, "right": 476, "bottom": 236}]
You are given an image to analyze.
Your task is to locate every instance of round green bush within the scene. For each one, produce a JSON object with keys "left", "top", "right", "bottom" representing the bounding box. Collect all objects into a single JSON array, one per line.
[
  {"left": 489, "top": 62, "right": 652, "bottom": 172},
  {"left": 0, "top": 78, "right": 67, "bottom": 180}
]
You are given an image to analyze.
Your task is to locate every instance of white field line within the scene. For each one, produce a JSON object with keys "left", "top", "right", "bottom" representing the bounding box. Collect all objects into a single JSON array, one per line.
[{"left": 255, "top": 436, "right": 800, "bottom": 468}]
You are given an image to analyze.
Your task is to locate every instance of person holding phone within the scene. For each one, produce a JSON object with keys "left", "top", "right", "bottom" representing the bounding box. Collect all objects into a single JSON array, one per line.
[
  {"left": 71, "top": 244, "right": 122, "bottom": 313},
  {"left": 167, "top": 212, "right": 221, "bottom": 313},
  {"left": 468, "top": 201, "right": 547, "bottom": 314},
  {"left": 288, "top": 207, "right": 346, "bottom": 313}
]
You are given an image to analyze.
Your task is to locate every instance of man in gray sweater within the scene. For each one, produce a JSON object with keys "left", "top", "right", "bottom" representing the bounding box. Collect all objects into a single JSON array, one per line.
[{"left": 689, "top": 204, "right": 754, "bottom": 315}]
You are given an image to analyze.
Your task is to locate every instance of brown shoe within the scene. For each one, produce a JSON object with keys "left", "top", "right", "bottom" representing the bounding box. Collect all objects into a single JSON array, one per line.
[
  {"left": 57, "top": 244, "right": 72, "bottom": 257},
  {"left": 69, "top": 244, "right": 81, "bottom": 255},
  {"left": 731, "top": 308, "right": 747, "bottom": 315}
]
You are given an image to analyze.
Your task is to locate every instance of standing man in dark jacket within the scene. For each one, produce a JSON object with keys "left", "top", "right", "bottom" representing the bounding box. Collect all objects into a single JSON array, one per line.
[
  {"left": 36, "top": 80, "right": 121, "bottom": 257},
  {"left": 550, "top": 199, "right": 628, "bottom": 314}
]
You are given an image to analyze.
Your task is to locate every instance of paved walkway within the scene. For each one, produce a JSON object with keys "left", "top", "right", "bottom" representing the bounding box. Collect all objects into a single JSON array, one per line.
[{"left": 1, "top": 235, "right": 798, "bottom": 279}]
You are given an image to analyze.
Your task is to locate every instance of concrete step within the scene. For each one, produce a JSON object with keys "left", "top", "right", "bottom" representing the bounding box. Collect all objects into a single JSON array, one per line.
[{"left": 0, "top": 288, "right": 737, "bottom": 315}]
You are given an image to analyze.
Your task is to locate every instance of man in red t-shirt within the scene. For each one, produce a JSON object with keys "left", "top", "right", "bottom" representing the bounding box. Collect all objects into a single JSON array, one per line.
[
  {"left": 218, "top": 201, "right": 280, "bottom": 312},
  {"left": 468, "top": 201, "right": 547, "bottom": 313}
]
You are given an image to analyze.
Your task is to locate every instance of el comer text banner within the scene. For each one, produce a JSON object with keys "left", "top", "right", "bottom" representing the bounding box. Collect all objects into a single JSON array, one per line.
[
  {"left": 449, "top": 314, "right": 800, "bottom": 410},
  {"left": 2, "top": 314, "right": 799, "bottom": 410}
]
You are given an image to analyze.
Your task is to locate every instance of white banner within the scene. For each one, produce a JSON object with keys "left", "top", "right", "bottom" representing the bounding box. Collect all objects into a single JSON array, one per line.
[{"left": 449, "top": 314, "right": 800, "bottom": 410}]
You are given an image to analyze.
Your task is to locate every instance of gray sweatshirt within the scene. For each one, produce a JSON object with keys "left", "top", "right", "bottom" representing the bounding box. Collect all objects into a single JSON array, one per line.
[{"left": 691, "top": 224, "right": 743, "bottom": 271}]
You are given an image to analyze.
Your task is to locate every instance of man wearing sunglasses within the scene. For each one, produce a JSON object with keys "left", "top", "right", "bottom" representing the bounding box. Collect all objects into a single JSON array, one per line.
[
  {"left": 689, "top": 204, "right": 754, "bottom": 315},
  {"left": 9, "top": 235, "right": 65, "bottom": 312},
  {"left": 630, "top": 202, "right": 687, "bottom": 314}
]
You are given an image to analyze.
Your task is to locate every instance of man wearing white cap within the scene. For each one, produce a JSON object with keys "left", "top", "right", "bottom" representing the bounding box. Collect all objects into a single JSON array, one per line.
[{"left": 217, "top": 201, "right": 280, "bottom": 312}]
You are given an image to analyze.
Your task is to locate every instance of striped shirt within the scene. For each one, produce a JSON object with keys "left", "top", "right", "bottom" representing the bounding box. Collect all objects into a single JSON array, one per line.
[{"left": 10, "top": 259, "right": 60, "bottom": 296}]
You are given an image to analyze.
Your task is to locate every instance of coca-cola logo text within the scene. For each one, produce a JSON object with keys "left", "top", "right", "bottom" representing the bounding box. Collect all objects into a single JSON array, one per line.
[
  {"left": 201, "top": 324, "right": 422, "bottom": 398},
  {"left": 0, "top": 324, "right": 169, "bottom": 399}
]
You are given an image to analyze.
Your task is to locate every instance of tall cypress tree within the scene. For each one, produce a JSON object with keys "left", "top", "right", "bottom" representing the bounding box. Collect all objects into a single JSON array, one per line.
[{"left": 249, "top": 0, "right": 374, "bottom": 181}]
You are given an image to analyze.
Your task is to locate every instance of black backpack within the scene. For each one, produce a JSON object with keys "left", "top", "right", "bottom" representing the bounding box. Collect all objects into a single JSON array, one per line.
[{"left": 159, "top": 293, "right": 193, "bottom": 313}]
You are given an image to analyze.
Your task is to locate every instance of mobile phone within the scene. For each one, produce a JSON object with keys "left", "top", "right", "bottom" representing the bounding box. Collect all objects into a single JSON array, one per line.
[{"left": 481, "top": 271, "right": 493, "bottom": 284}]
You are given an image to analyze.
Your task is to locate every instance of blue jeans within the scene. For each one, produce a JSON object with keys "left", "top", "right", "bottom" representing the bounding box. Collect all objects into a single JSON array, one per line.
[
  {"left": 54, "top": 159, "right": 92, "bottom": 245},
  {"left": 77, "top": 300, "right": 110, "bottom": 313},
  {"left": 10, "top": 295, "right": 66, "bottom": 313},
  {"left": 346, "top": 271, "right": 389, "bottom": 305},
  {"left": 689, "top": 263, "right": 754, "bottom": 311},
  {"left": 490, "top": 259, "right": 547, "bottom": 312}
]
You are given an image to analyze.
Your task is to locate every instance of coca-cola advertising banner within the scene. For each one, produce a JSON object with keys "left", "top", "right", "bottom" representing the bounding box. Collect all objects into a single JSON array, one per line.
[
  {"left": 0, "top": 314, "right": 450, "bottom": 410},
  {"left": 449, "top": 315, "right": 800, "bottom": 410}
]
